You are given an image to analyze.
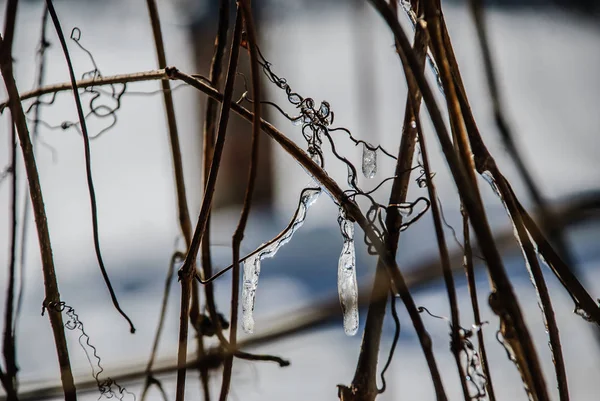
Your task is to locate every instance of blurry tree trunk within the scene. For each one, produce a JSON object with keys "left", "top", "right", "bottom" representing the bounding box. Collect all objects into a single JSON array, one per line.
[{"left": 190, "top": 11, "right": 273, "bottom": 209}]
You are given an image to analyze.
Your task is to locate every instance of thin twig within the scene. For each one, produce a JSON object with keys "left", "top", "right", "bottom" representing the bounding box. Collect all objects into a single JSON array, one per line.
[
  {"left": 199, "top": 0, "right": 230, "bottom": 288},
  {"left": 144, "top": 0, "right": 211, "bottom": 397},
  {"left": 2, "top": 115, "right": 18, "bottom": 401},
  {"left": 220, "top": 1, "right": 262, "bottom": 400},
  {"left": 0, "top": 3, "right": 20, "bottom": 381},
  {"left": 140, "top": 251, "right": 183, "bottom": 401},
  {"left": 0, "top": 2, "right": 76, "bottom": 399},
  {"left": 197, "top": 3, "right": 230, "bottom": 399},
  {"left": 494, "top": 175, "right": 569, "bottom": 400},
  {"left": 412, "top": 106, "right": 470, "bottom": 400},
  {"left": 175, "top": 7, "right": 244, "bottom": 401},
  {"left": 16, "top": 4, "right": 51, "bottom": 346},
  {"left": 462, "top": 210, "right": 497, "bottom": 401},
  {"left": 0, "top": 69, "right": 170, "bottom": 110},
  {"left": 45, "top": 0, "right": 135, "bottom": 333},
  {"left": 436, "top": 4, "right": 571, "bottom": 398}
]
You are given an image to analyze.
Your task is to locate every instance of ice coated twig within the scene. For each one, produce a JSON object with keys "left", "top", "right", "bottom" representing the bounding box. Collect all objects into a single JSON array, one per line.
[{"left": 242, "top": 187, "right": 321, "bottom": 333}]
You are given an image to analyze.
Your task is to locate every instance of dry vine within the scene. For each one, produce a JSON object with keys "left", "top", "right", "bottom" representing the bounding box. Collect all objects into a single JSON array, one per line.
[{"left": 1, "top": 1, "right": 599, "bottom": 401}]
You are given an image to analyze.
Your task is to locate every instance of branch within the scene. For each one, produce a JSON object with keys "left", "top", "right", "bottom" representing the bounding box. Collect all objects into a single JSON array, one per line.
[
  {"left": 0, "top": 69, "right": 169, "bottom": 111},
  {"left": 0, "top": 2, "right": 76, "bottom": 399},
  {"left": 175, "top": 6, "right": 243, "bottom": 401},
  {"left": 2, "top": 107, "right": 18, "bottom": 401},
  {"left": 196, "top": 0, "right": 230, "bottom": 397},
  {"left": 413, "top": 107, "right": 470, "bottom": 400},
  {"left": 220, "top": 1, "right": 262, "bottom": 400},
  {"left": 143, "top": 0, "right": 210, "bottom": 398},
  {"left": 462, "top": 212, "right": 497, "bottom": 401},
  {"left": 45, "top": 0, "right": 135, "bottom": 333}
]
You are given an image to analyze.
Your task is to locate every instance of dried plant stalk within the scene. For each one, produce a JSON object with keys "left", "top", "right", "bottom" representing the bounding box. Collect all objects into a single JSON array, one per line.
[{"left": 0, "top": 3, "right": 76, "bottom": 399}]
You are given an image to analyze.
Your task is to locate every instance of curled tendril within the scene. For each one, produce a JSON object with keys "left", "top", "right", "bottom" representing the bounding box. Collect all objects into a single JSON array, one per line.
[
  {"left": 42, "top": 301, "right": 134, "bottom": 400},
  {"left": 23, "top": 27, "right": 127, "bottom": 140}
]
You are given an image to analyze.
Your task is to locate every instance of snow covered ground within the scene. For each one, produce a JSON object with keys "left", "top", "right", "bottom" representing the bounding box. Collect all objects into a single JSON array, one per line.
[{"left": 0, "top": 0, "right": 599, "bottom": 400}]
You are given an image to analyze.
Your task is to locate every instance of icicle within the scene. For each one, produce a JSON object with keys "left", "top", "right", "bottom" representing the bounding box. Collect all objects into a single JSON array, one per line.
[
  {"left": 337, "top": 208, "right": 359, "bottom": 336},
  {"left": 242, "top": 254, "right": 261, "bottom": 333},
  {"left": 241, "top": 187, "right": 321, "bottom": 333},
  {"left": 362, "top": 143, "right": 377, "bottom": 179}
]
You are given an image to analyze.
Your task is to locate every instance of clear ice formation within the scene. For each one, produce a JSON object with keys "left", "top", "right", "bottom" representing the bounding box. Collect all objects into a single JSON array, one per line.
[
  {"left": 362, "top": 143, "right": 377, "bottom": 179},
  {"left": 241, "top": 187, "right": 322, "bottom": 333},
  {"left": 337, "top": 208, "right": 359, "bottom": 336}
]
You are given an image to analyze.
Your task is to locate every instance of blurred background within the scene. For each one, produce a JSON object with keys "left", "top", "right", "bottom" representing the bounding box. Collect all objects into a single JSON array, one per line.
[{"left": 0, "top": 0, "right": 599, "bottom": 399}]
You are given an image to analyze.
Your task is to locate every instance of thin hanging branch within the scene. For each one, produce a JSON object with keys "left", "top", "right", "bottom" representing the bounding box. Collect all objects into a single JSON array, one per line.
[
  {"left": 197, "top": 4, "right": 230, "bottom": 398},
  {"left": 220, "top": 1, "right": 262, "bottom": 400},
  {"left": 199, "top": 0, "right": 230, "bottom": 292},
  {"left": 0, "top": 2, "right": 76, "bottom": 399},
  {"left": 462, "top": 211, "right": 497, "bottom": 401},
  {"left": 140, "top": 251, "right": 183, "bottom": 401},
  {"left": 143, "top": 0, "right": 211, "bottom": 398},
  {"left": 412, "top": 108, "right": 471, "bottom": 400},
  {"left": 15, "top": 4, "right": 51, "bottom": 351},
  {"left": 175, "top": 6, "right": 244, "bottom": 401},
  {"left": 494, "top": 175, "right": 570, "bottom": 400},
  {"left": 2, "top": 118, "right": 18, "bottom": 401},
  {"left": 44, "top": 0, "right": 135, "bottom": 333}
]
